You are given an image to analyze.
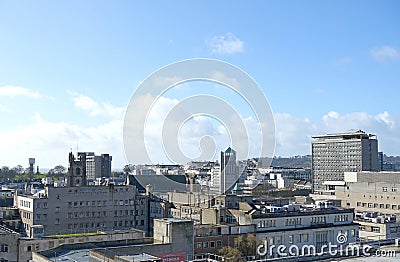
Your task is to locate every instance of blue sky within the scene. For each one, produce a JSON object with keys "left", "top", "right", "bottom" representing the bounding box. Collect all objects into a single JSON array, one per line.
[{"left": 0, "top": 1, "right": 399, "bottom": 169}]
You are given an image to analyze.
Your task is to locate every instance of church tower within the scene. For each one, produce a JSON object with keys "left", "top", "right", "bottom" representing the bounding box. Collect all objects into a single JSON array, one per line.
[{"left": 67, "top": 152, "right": 87, "bottom": 187}]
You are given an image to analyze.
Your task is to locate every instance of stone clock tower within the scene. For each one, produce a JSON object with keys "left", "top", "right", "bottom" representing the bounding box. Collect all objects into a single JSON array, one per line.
[{"left": 67, "top": 152, "right": 87, "bottom": 187}]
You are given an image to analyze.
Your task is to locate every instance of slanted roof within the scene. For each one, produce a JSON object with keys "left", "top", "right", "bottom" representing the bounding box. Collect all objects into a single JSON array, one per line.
[
  {"left": 225, "top": 147, "right": 234, "bottom": 153},
  {"left": 232, "top": 183, "right": 241, "bottom": 191}
]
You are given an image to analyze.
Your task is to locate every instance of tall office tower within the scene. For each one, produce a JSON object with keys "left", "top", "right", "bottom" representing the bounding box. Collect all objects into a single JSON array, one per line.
[
  {"left": 219, "top": 147, "right": 238, "bottom": 195},
  {"left": 67, "top": 152, "right": 87, "bottom": 187},
  {"left": 312, "top": 130, "right": 379, "bottom": 194},
  {"left": 79, "top": 152, "right": 112, "bottom": 180}
]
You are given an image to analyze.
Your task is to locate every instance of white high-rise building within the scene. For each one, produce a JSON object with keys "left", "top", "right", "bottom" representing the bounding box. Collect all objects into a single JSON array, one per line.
[
  {"left": 312, "top": 130, "right": 379, "bottom": 194},
  {"left": 211, "top": 147, "right": 238, "bottom": 195}
]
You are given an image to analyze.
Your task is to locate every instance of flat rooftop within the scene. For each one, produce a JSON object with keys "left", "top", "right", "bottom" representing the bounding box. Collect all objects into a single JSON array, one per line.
[{"left": 312, "top": 131, "right": 376, "bottom": 140}]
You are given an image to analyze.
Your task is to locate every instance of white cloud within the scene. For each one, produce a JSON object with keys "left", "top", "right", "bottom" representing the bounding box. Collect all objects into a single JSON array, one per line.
[
  {"left": 320, "top": 111, "right": 399, "bottom": 154},
  {"left": 0, "top": 113, "right": 124, "bottom": 169},
  {"left": 376, "top": 111, "right": 394, "bottom": 127},
  {"left": 140, "top": 95, "right": 269, "bottom": 164},
  {"left": 273, "top": 111, "right": 400, "bottom": 157},
  {"left": 2, "top": 89, "right": 399, "bottom": 169},
  {"left": 209, "top": 33, "right": 244, "bottom": 54},
  {"left": 0, "top": 85, "right": 48, "bottom": 99},
  {"left": 370, "top": 46, "right": 400, "bottom": 62},
  {"left": 274, "top": 113, "right": 317, "bottom": 156},
  {"left": 69, "top": 92, "right": 124, "bottom": 118}
]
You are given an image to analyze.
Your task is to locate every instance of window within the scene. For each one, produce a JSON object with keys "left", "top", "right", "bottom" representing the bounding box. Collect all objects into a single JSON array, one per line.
[
  {"left": 372, "top": 227, "right": 380, "bottom": 233},
  {"left": 276, "top": 236, "right": 282, "bottom": 245},
  {"left": 269, "top": 237, "right": 274, "bottom": 245},
  {"left": 383, "top": 187, "right": 388, "bottom": 192},
  {"left": 196, "top": 242, "right": 202, "bottom": 249},
  {"left": 289, "top": 235, "right": 293, "bottom": 244},
  {"left": 216, "top": 240, "right": 222, "bottom": 247},
  {"left": 210, "top": 241, "right": 215, "bottom": 248},
  {"left": 296, "top": 234, "right": 301, "bottom": 243},
  {"left": 203, "top": 242, "right": 209, "bottom": 248},
  {"left": 0, "top": 244, "right": 8, "bottom": 252},
  {"left": 302, "top": 234, "right": 309, "bottom": 242}
]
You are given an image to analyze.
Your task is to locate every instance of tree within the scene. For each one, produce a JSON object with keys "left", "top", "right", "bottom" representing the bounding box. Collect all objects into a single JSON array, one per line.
[
  {"left": 123, "top": 164, "right": 135, "bottom": 174},
  {"left": 218, "top": 246, "right": 243, "bottom": 261},
  {"left": 0, "top": 166, "right": 17, "bottom": 180},
  {"left": 237, "top": 234, "right": 258, "bottom": 257},
  {"left": 12, "top": 165, "right": 24, "bottom": 174},
  {"left": 48, "top": 165, "right": 67, "bottom": 178}
]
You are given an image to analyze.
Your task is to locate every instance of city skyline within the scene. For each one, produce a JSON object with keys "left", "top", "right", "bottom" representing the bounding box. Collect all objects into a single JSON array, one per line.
[{"left": 1, "top": 1, "right": 399, "bottom": 168}]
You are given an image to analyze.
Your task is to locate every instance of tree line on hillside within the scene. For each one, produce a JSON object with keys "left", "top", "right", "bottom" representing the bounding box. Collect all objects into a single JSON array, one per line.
[
  {"left": 257, "top": 155, "right": 312, "bottom": 168},
  {"left": 0, "top": 165, "right": 67, "bottom": 182}
]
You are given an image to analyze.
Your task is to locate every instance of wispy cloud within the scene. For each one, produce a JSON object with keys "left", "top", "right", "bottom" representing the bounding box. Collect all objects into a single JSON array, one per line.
[
  {"left": 208, "top": 33, "right": 244, "bottom": 55},
  {"left": 69, "top": 91, "right": 124, "bottom": 118},
  {"left": 0, "top": 85, "right": 49, "bottom": 99},
  {"left": 370, "top": 45, "right": 400, "bottom": 62},
  {"left": 335, "top": 57, "right": 353, "bottom": 68},
  {"left": 274, "top": 111, "right": 400, "bottom": 157},
  {"left": 0, "top": 112, "right": 124, "bottom": 168},
  {"left": 314, "top": 87, "right": 326, "bottom": 94}
]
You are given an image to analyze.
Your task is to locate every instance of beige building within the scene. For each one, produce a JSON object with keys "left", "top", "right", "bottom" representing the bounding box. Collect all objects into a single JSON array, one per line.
[
  {"left": 0, "top": 225, "right": 19, "bottom": 262},
  {"left": 312, "top": 131, "right": 379, "bottom": 194},
  {"left": 335, "top": 171, "right": 400, "bottom": 240},
  {"left": 15, "top": 185, "right": 138, "bottom": 237},
  {"left": 230, "top": 204, "right": 359, "bottom": 259}
]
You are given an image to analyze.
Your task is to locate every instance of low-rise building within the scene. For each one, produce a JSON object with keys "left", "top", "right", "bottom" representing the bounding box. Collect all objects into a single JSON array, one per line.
[
  {"left": 230, "top": 203, "right": 359, "bottom": 259},
  {"left": 15, "top": 185, "right": 137, "bottom": 237},
  {"left": 335, "top": 171, "right": 400, "bottom": 240},
  {"left": 0, "top": 225, "right": 19, "bottom": 262}
]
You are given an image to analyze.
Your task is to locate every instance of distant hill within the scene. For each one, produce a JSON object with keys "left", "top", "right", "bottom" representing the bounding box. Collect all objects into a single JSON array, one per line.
[
  {"left": 256, "top": 155, "right": 312, "bottom": 168},
  {"left": 383, "top": 154, "right": 400, "bottom": 170},
  {"left": 256, "top": 154, "right": 400, "bottom": 170}
]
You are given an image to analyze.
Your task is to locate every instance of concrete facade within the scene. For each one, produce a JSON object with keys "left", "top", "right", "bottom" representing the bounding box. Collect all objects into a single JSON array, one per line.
[
  {"left": 83, "top": 152, "right": 112, "bottom": 180},
  {"left": 312, "top": 131, "right": 379, "bottom": 194},
  {"left": 212, "top": 147, "right": 239, "bottom": 195},
  {"left": 15, "top": 185, "right": 138, "bottom": 237},
  {"left": 0, "top": 225, "right": 19, "bottom": 262},
  {"left": 335, "top": 171, "right": 400, "bottom": 240},
  {"left": 230, "top": 205, "right": 359, "bottom": 259}
]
